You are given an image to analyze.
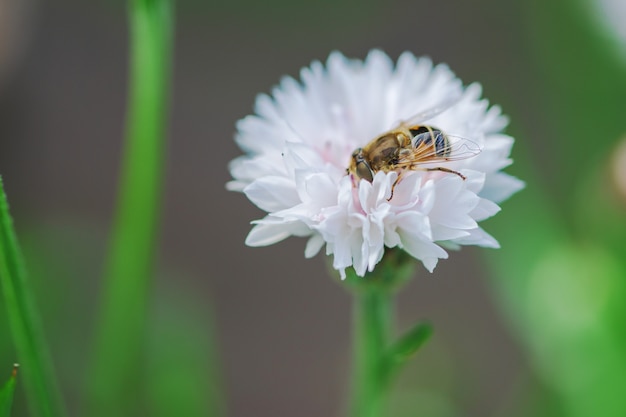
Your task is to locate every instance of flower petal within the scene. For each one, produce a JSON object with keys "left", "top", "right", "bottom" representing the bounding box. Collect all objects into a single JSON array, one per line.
[
  {"left": 245, "top": 220, "right": 304, "bottom": 247},
  {"left": 243, "top": 177, "right": 300, "bottom": 212},
  {"left": 482, "top": 172, "right": 526, "bottom": 203},
  {"left": 304, "top": 233, "right": 325, "bottom": 258}
]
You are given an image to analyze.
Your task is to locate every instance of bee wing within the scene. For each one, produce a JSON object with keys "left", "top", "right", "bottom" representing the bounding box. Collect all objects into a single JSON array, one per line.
[
  {"left": 397, "top": 134, "right": 481, "bottom": 168},
  {"left": 396, "top": 94, "right": 462, "bottom": 127}
]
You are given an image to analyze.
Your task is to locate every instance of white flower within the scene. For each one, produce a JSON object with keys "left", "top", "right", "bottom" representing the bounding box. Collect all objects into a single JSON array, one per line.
[{"left": 228, "top": 50, "right": 524, "bottom": 278}]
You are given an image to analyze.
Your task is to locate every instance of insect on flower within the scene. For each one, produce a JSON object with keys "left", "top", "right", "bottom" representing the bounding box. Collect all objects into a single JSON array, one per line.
[
  {"left": 347, "top": 101, "right": 482, "bottom": 199},
  {"left": 229, "top": 50, "right": 525, "bottom": 276}
]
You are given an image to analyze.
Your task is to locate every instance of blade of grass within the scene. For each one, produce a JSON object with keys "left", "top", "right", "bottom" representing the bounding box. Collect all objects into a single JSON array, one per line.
[
  {"left": 86, "top": 0, "right": 173, "bottom": 415},
  {"left": 0, "top": 179, "right": 67, "bottom": 417},
  {"left": 0, "top": 365, "right": 19, "bottom": 417}
]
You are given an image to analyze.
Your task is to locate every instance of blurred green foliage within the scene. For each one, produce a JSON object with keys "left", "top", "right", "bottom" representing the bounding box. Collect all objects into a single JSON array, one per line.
[
  {"left": 145, "top": 282, "right": 224, "bottom": 417},
  {"left": 87, "top": 0, "right": 173, "bottom": 413},
  {"left": 0, "top": 365, "right": 17, "bottom": 417},
  {"left": 1, "top": 221, "right": 222, "bottom": 416},
  {"left": 485, "top": 0, "right": 626, "bottom": 416}
]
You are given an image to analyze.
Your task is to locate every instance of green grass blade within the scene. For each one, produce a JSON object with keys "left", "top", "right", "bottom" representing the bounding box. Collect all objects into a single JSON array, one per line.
[
  {"left": 86, "top": 0, "right": 173, "bottom": 415},
  {"left": 0, "top": 365, "right": 18, "bottom": 417},
  {"left": 0, "top": 179, "right": 67, "bottom": 417}
]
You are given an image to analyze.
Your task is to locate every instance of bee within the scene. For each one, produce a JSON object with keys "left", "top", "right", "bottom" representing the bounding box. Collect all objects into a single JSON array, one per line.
[{"left": 347, "top": 102, "right": 481, "bottom": 198}]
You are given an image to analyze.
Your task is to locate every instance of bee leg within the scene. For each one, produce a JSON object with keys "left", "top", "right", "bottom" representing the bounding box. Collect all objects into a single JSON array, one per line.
[
  {"left": 387, "top": 172, "right": 403, "bottom": 201},
  {"left": 426, "top": 167, "right": 466, "bottom": 180}
]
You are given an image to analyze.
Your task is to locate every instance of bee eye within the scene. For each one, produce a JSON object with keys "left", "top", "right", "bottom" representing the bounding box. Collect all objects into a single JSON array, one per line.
[{"left": 356, "top": 161, "right": 374, "bottom": 182}]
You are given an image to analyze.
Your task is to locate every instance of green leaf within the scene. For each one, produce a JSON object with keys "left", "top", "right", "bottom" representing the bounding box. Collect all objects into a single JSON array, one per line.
[
  {"left": 0, "top": 365, "right": 18, "bottom": 417},
  {"left": 388, "top": 323, "right": 433, "bottom": 365},
  {"left": 0, "top": 178, "right": 67, "bottom": 417},
  {"left": 380, "top": 322, "right": 432, "bottom": 388}
]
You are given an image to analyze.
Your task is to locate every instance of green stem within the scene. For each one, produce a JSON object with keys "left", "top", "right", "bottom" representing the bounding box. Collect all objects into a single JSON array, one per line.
[
  {"left": 87, "top": 0, "right": 173, "bottom": 415},
  {"left": 350, "top": 288, "right": 392, "bottom": 417},
  {"left": 0, "top": 179, "right": 67, "bottom": 417}
]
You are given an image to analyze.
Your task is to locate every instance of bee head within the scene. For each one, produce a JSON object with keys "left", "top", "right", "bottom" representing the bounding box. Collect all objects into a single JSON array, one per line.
[{"left": 350, "top": 148, "right": 374, "bottom": 183}]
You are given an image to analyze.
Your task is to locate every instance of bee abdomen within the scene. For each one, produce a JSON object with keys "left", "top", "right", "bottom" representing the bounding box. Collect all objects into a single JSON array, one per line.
[{"left": 411, "top": 127, "right": 450, "bottom": 157}]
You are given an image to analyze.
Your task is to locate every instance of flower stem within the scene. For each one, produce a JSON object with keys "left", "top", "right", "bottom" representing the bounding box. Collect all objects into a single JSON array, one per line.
[
  {"left": 0, "top": 179, "right": 67, "bottom": 417},
  {"left": 350, "top": 288, "right": 392, "bottom": 417},
  {"left": 87, "top": 0, "right": 173, "bottom": 415}
]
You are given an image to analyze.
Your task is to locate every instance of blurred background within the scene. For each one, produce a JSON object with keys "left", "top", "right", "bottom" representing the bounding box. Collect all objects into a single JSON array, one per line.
[{"left": 1, "top": 0, "right": 625, "bottom": 416}]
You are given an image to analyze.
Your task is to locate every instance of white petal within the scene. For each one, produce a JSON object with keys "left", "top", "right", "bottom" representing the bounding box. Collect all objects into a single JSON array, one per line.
[
  {"left": 297, "top": 172, "right": 338, "bottom": 207},
  {"left": 429, "top": 177, "right": 479, "bottom": 229},
  {"left": 396, "top": 211, "right": 433, "bottom": 241},
  {"left": 422, "top": 257, "right": 439, "bottom": 273},
  {"left": 417, "top": 179, "right": 437, "bottom": 214},
  {"left": 467, "top": 134, "right": 515, "bottom": 173},
  {"left": 245, "top": 220, "right": 303, "bottom": 247},
  {"left": 333, "top": 229, "right": 359, "bottom": 271},
  {"left": 254, "top": 93, "right": 281, "bottom": 121},
  {"left": 481, "top": 172, "right": 525, "bottom": 203},
  {"left": 461, "top": 170, "right": 486, "bottom": 194},
  {"left": 453, "top": 228, "right": 500, "bottom": 248},
  {"left": 470, "top": 198, "right": 501, "bottom": 221},
  {"left": 481, "top": 105, "right": 509, "bottom": 133},
  {"left": 432, "top": 225, "right": 471, "bottom": 241},
  {"left": 389, "top": 172, "right": 421, "bottom": 208},
  {"left": 399, "top": 231, "right": 448, "bottom": 271},
  {"left": 243, "top": 177, "right": 300, "bottom": 212},
  {"left": 225, "top": 180, "right": 246, "bottom": 192},
  {"left": 304, "top": 234, "right": 325, "bottom": 258},
  {"left": 282, "top": 142, "right": 325, "bottom": 173},
  {"left": 229, "top": 155, "right": 286, "bottom": 190},
  {"left": 235, "top": 115, "right": 287, "bottom": 154}
]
